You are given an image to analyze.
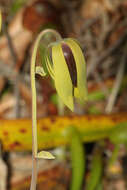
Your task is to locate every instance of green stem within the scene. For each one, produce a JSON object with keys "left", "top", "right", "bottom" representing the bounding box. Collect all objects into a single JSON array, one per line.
[{"left": 30, "top": 29, "right": 61, "bottom": 190}]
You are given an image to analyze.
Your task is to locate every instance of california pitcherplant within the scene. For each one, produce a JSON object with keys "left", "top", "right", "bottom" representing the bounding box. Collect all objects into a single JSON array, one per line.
[{"left": 30, "top": 29, "right": 87, "bottom": 190}]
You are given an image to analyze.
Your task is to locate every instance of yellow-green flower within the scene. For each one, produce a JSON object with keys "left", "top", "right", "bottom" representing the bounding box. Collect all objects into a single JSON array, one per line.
[{"left": 44, "top": 38, "right": 87, "bottom": 111}]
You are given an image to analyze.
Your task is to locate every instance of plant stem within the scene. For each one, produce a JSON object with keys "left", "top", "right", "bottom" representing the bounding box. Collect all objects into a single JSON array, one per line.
[{"left": 30, "top": 29, "right": 61, "bottom": 190}]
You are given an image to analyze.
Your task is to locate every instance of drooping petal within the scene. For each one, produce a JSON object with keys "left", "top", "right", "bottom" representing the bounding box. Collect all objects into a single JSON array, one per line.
[
  {"left": 65, "top": 39, "right": 88, "bottom": 101},
  {"left": 52, "top": 43, "right": 74, "bottom": 111}
]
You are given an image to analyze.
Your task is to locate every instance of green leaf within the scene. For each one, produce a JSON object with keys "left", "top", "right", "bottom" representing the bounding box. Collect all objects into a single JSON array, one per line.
[
  {"left": 88, "top": 91, "right": 106, "bottom": 101},
  {"left": 88, "top": 106, "right": 101, "bottom": 115},
  {"left": 10, "top": 0, "right": 25, "bottom": 14},
  {"left": 37, "top": 151, "right": 55, "bottom": 159},
  {"left": 65, "top": 39, "right": 88, "bottom": 101},
  {"left": 52, "top": 43, "right": 74, "bottom": 111},
  {"left": 69, "top": 126, "right": 85, "bottom": 190},
  {"left": 109, "top": 122, "right": 127, "bottom": 144},
  {"left": 86, "top": 151, "right": 102, "bottom": 190},
  {"left": 35, "top": 66, "right": 46, "bottom": 77}
]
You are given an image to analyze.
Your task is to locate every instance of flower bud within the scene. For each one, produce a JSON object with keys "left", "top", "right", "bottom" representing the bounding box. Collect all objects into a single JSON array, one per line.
[
  {"left": 45, "top": 38, "right": 87, "bottom": 111},
  {"left": 61, "top": 42, "right": 77, "bottom": 87}
]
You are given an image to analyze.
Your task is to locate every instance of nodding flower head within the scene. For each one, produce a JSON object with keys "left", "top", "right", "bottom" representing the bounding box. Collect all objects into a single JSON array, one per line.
[{"left": 44, "top": 38, "right": 87, "bottom": 111}]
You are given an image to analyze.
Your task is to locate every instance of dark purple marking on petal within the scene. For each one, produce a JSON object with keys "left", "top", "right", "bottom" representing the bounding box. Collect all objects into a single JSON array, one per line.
[{"left": 61, "top": 43, "right": 77, "bottom": 87}]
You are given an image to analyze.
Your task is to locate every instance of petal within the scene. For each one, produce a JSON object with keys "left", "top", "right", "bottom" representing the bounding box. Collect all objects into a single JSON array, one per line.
[
  {"left": 52, "top": 43, "right": 74, "bottom": 111},
  {"left": 61, "top": 43, "right": 77, "bottom": 87},
  {"left": 65, "top": 39, "right": 88, "bottom": 101}
]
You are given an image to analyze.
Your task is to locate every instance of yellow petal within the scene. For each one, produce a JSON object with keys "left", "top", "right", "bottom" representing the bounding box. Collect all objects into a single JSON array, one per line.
[
  {"left": 65, "top": 39, "right": 88, "bottom": 101},
  {"left": 52, "top": 43, "right": 74, "bottom": 111}
]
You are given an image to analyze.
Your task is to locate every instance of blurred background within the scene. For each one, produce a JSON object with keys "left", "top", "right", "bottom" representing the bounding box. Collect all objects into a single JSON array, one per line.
[{"left": 0, "top": 0, "right": 127, "bottom": 190}]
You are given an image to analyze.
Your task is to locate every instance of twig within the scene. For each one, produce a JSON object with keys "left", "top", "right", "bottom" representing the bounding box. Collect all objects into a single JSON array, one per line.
[
  {"left": 80, "top": 17, "right": 99, "bottom": 34},
  {"left": 2, "top": 23, "right": 17, "bottom": 66},
  {"left": 104, "top": 18, "right": 127, "bottom": 44},
  {"left": 0, "top": 61, "right": 29, "bottom": 82},
  {"left": 2, "top": 22, "right": 20, "bottom": 118},
  {"left": 105, "top": 45, "right": 127, "bottom": 114},
  {"left": 87, "top": 30, "right": 127, "bottom": 77}
]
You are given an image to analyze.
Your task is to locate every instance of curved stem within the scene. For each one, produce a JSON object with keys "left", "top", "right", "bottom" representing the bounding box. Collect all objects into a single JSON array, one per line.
[{"left": 30, "top": 29, "right": 61, "bottom": 190}]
